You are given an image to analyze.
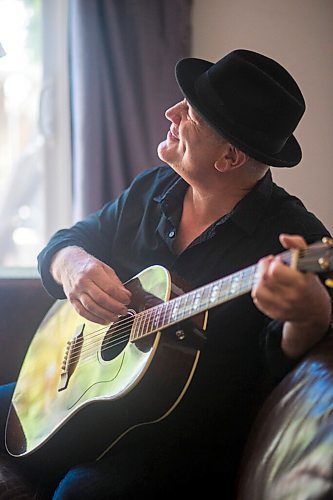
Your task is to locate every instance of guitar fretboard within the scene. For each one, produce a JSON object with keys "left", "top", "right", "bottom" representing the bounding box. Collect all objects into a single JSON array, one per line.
[
  {"left": 129, "top": 237, "right": 333, "bottom": 342},
  {"left": 130, "top": 263, "right": 259, "bottom": 341}
]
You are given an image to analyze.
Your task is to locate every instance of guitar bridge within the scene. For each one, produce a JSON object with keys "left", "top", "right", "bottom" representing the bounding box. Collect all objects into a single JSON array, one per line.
[{"left": 58, "top": 323, "right": 85, "bottom": 392}]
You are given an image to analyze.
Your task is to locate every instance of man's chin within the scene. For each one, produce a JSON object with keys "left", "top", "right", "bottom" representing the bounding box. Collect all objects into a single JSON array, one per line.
[{"left": 157, "top": 140, "right": 169, "bottom": 163}]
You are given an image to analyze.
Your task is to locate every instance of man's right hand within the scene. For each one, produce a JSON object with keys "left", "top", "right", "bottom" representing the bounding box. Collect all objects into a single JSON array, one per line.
[{"left": 50, "top": 246, "right": 132, "bottom": 324}]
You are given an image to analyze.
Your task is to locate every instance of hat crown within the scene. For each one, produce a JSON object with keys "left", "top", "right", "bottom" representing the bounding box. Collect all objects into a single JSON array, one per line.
[
  {"left": 176, "top": 49, "right": 305, "bottom": 167},
  {"left": 205, "top": 50, "right": 305, "bottom": 136}
]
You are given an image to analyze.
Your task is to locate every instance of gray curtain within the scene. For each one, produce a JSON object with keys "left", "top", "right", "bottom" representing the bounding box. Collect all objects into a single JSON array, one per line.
[{"left": 69, "top": 0, "right": 192, "bottom": 220}]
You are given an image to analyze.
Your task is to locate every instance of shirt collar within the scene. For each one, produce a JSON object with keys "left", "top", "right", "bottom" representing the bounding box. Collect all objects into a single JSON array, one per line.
[
  {"left": 153, "top": 168, "right": 274, "bottom": 235},
  {"left": 228, "top": 169, "right": 273, "bottom": 235},
  {"left": 153, "top": 174, "right": 188, "bottom": 216}
]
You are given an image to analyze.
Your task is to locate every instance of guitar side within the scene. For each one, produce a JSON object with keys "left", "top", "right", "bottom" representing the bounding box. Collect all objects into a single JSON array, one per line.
[{"left": 6, "top": 265, "right": 206, "bottom": 473}]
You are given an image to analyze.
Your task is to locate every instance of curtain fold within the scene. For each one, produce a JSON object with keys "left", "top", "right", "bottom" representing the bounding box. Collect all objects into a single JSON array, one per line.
[{"left": 69, "top": 0, "right": 192, "bottom": 220}]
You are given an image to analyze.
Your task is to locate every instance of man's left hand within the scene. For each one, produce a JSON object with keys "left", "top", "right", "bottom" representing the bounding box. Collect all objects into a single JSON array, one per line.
[{"left": 252, "top": 234, "right": 332, "bottom": 358}]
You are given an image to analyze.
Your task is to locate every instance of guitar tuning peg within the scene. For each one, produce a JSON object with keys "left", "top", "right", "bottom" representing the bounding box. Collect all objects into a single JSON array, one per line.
[
  {"left": 319, "top": 257, "right": 330, "bottom": 271},
  {"left": 322, "top": 237, "right": 333, "bottom": 247},
  {"left": 325, "top": 278, "right": 333, "bottom": 288}
]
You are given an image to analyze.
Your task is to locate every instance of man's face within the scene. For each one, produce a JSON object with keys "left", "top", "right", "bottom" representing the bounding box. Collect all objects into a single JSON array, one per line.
[{"left": 157, "top": 99, "right": 227, "bottom": 185}]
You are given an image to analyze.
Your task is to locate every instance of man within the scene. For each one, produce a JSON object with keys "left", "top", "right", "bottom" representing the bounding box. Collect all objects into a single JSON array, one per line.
[{"left": 1, "top": 49, "right": 332, "bottom": 498}]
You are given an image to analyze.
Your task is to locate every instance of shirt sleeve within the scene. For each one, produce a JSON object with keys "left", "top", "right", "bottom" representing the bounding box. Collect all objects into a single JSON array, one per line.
[
  {"left": 37, "top": 178, "right": 135, "bottom": 299},
  {"left": 37, "top": 166, "right": 171, "bottom": 299},
  {"left": 262, "top": 319, "right": 301, "bottom": 380},
  {"left": 263, "top": 296, "right": 333, "bottom": 381},
  {"left": 37, "top": 203, "right": 118, "bottom": 299}
]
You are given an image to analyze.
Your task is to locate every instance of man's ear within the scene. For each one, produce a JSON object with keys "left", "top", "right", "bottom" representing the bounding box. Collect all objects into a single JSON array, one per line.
[{"left": 215, "top": 145, "right": 248, "bottom": 172}]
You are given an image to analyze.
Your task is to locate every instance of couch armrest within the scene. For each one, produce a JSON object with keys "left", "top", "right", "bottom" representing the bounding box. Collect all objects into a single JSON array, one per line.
[
  {"left": 237, "top": 332, "right": 333, "bottom": 499},
  {"left": 0, "top": 278, "right": 54, "bottom": 385}
]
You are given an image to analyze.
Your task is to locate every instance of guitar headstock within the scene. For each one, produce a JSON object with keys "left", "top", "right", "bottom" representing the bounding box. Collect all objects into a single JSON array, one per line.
[{"left": 297, "top": 237, "right": 333, "bottom": 287}]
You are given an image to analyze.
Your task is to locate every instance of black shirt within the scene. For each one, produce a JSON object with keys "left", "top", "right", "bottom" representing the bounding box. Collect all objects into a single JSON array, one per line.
[
  {"left": 38, "top": 165, "right": 328, "bottom": 296},
  {"left": 37, "top": 165, "right": 330, "bottom": 493}
]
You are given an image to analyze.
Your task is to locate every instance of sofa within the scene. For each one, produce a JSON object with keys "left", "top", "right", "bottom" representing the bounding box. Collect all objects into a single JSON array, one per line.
[
  {"left": 0, "top": 278, "right": 54, "bottom": 386},
  {"left": 0, "top": 277, "right": 332, "bottom": 499},
  {"left": 238, "top": 330, "right": 333, "bottom": 499}
]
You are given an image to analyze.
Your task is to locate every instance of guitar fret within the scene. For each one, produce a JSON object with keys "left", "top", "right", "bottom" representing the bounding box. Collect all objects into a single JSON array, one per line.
[
  {"left": 193, "top": 290, "right": 202, "bottom": 311},
  {"left": 166, "top": 301, "right": 175, "bottom": 325},
  {"left": 160, "top": 302, "right": 169, "bottom": 330},
  {"left": 170, "top": 300, "right": 180, "bottom": 322},
  {"left": 209, "top": 283, "right": 220, "bottom": 304},
  {"left": 131, "top": 311, "right": 143, "bottom": 340},
  {"left": 200, "top": 286, "right": 209, "bottom": 308},
  {"left": 152, "top": 306, "right": 161, "bottom": 331},
  {"left": 143, "top": 309, "right": 152, "bottom": 335},
  {"left": 179, "top": 298, "right": 189, "bottom": 320},
  {"left": 149, "top": 308, "right": 158, "bottom": 335},
  {"left": 139, "top": 309, "right": 150, "bottom": 338}
]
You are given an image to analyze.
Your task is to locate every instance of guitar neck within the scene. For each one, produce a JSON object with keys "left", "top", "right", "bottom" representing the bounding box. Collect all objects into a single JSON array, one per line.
[
  {"left": 130, "top": 237, "right": 333, "bottom": 341},
  {"left": 131, "top": 262, "right": 259, "bottom": 340}
]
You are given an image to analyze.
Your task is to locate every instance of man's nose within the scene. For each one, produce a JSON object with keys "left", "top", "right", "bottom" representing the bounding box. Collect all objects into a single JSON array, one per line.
[{"left": 165, "top": 101, "right": 183, "bottom": 124}]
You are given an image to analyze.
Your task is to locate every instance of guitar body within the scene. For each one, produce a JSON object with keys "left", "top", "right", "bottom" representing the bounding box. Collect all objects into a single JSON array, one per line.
[{"left": 6, "top": 265, "right": 207, "bottom": 474}]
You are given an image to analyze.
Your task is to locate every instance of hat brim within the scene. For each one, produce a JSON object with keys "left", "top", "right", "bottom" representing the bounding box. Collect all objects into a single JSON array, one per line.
[{"left": 175, "top": 58, "right": 302, "bottom": 168}]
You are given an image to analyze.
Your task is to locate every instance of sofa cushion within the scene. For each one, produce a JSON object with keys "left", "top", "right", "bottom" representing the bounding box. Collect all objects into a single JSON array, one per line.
[{"left": 238, "top": 333, "right": 333, "bottom": 500}]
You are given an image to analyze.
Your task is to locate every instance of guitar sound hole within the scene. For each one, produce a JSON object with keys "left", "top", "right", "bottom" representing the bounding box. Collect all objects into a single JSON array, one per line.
[{"left": 100, "top": 312, "right": 135, "bottom": 361}]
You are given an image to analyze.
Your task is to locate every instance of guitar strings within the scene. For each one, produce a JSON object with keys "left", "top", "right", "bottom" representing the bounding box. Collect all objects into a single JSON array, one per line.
[
  {"left": 62, "top": 269, "right": 258, "bottom": 367},
  {"left": 65, "top": 294, "right": 203, "bottom": 367},
  {"left": 63, "top": 297, "right": 190, "bottom": 367},
  {"left": 63, "top": 287, "right": 213, "bottom": 368},
  {"left": 64, "top": 302, "right": 194, "bottom": 369},
  {"left": 60, "top": 245, "right": 326, "bottom": 367},
  {"left": 64, "top": 309, "right": 156, "bottom": 362},
  {"left": 62, "top": 260, "right": 264, "bottom": 365},
  {"left": 62, "top": 287, "right": 191, "bottom": 364},
  {"left": 64, "top": 294, "right": 200, "bottom": 364},
  {"left": 75, "top": 291, "right": 208, "bottom": 366},
  {"left": 62, "top": 266, "right": 276, "bottom": 367}
]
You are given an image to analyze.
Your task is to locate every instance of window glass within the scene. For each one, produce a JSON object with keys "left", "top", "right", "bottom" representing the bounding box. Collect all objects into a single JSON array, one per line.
[{"left": 0, "top": 0, "right": 44, "bottom": 268}]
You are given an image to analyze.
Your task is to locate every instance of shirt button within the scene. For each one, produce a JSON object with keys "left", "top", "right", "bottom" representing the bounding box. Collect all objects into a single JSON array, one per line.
[{"left": 168, "top": 230, "right": 175, "bottom": 238}]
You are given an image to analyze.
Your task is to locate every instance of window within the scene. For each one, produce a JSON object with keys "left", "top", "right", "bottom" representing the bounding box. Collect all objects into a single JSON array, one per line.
[{"left": 0, "top": 0, "right": 71, "bottom": 273}]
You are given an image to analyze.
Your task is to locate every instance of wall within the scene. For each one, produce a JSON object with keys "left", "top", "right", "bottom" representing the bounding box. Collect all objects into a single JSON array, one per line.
[{"left": 191, "top": 0, "right": 333, "bottom": 233}]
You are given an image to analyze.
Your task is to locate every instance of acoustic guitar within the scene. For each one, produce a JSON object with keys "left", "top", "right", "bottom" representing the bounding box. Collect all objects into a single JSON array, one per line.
[{"left": 5, "top": 238, "right": 333, "bottom": 474}]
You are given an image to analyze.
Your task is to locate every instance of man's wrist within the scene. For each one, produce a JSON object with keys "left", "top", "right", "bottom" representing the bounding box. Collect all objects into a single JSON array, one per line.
[
  {"left": 50, "top": 246, "right": 83, "bottom": 285},
  {"left": 282, "top": 314, "right": 331, "bottom": 359}
]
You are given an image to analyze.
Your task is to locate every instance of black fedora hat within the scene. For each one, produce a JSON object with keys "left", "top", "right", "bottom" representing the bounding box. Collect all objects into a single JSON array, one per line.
[{"left": 175, "top": 49, "right": 305, "bottom": 167}]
